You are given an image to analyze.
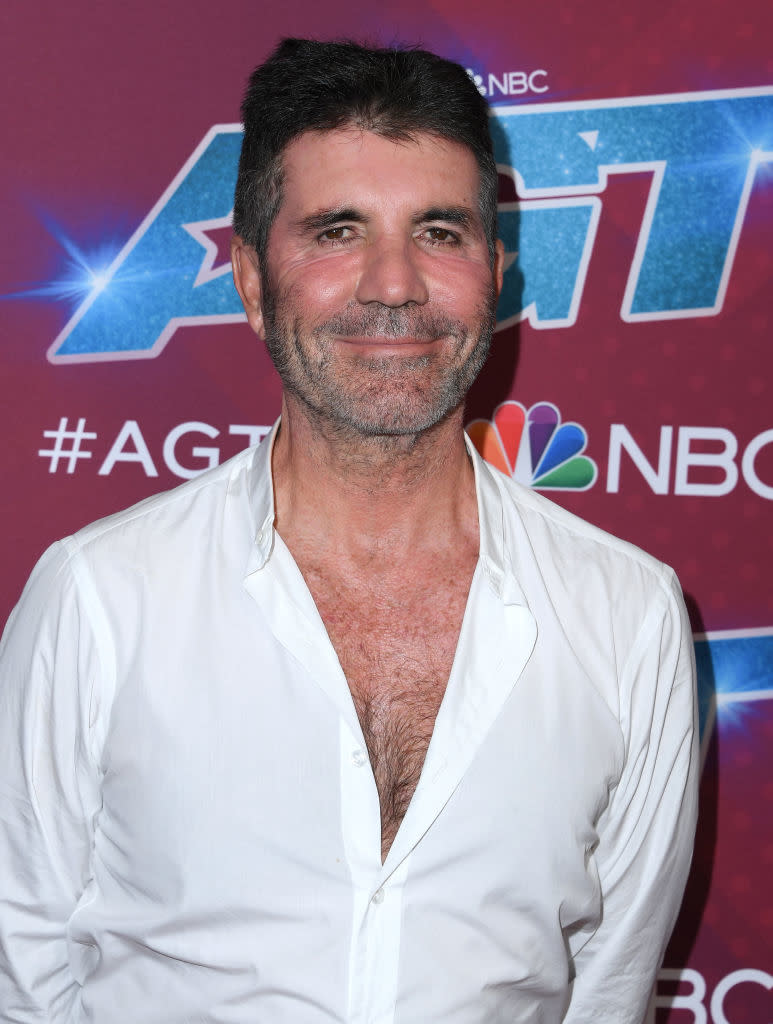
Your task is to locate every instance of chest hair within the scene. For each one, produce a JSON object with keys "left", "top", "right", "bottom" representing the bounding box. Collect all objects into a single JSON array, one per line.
[{"left": 305, "top": 562, "right": 474, "bottom": 862}]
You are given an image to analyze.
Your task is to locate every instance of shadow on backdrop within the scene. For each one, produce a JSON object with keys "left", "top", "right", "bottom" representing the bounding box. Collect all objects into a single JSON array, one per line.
[
  {"left": 662, "top": 592, "right": 719, "bottom": 983},
  {"left": 466, "top": 117, "right": 523, "bottom": 420}
]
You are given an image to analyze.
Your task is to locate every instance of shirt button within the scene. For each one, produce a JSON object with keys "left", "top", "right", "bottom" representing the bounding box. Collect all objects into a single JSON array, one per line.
[
  {"left": 371, "top": 888, "right": 385, "bottom": 905},
  {"left": 351, "top": 749, "right": 367, "bottom": 768}
]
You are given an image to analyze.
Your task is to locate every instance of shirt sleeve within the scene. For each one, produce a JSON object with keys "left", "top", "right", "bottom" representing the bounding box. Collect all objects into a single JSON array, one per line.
[
  {"left": 563, "top": 569, "right": 699, "bottom": 1024},
  {"left": 0, "top": 541, "right": 106, "bottom": 1021}
]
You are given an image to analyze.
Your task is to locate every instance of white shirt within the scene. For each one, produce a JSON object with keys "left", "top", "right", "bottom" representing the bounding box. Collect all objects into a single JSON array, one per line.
[{"left": 0, "top": 426, "right": 698, "bottom": 1024}]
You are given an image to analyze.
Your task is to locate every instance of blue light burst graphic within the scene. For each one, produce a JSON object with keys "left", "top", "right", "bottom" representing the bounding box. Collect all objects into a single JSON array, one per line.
[
  {"left": 694, "top": 628, "right": 773, "bottom": 768},
  {"left": 1, "top": 207, "right": 126, "bottom": 307}
]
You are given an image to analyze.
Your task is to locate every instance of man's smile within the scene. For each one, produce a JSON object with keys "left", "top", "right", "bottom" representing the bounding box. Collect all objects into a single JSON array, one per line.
[{"left": 330, "top": 333, "right": 446, "bottom": 356}]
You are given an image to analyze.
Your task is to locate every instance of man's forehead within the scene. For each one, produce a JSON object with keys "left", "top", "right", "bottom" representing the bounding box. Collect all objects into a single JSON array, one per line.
[{"left": 278, "top": 127, "right": 481, "bottom": 209}]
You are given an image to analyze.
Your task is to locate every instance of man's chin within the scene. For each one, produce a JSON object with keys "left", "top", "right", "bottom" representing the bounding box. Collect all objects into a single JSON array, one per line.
[{"left": 308, "top": 387, "right": 462, "bottom": 439}]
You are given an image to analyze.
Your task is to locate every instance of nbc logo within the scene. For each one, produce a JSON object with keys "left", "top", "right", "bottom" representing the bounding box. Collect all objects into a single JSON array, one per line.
[
  {"left": 467, "top": 401, "right": 597, "bottom": 490},
  {"left": 466, "top": 66, "right": 549, "bottom": 98},
  {"left": 465, "top": 69, "right": 487, "bottom": 95}
]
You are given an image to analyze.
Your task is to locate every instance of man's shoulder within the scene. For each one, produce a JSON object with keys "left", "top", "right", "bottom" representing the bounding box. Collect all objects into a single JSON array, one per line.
[
  {"left": 479, "top": 456, "right": 680, "bottom": 605},
  {"left": 64, "top": 443, "right": 265, "bottom": 565}
]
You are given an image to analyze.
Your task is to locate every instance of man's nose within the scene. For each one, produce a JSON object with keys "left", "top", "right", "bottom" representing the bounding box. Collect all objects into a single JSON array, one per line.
[{"left": 354, "top": 238, "right": 430, "bottom": 307}]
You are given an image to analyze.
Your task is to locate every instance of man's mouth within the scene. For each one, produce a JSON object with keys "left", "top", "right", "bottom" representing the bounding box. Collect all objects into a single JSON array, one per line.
[{"left": 330, "top": 334, "right": 446, "bottom": 360}]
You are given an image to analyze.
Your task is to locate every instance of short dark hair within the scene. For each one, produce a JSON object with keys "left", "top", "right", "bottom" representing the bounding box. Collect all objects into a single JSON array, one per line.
[{"left": 233, "top": 38, "right": 498, "bottom": 263}]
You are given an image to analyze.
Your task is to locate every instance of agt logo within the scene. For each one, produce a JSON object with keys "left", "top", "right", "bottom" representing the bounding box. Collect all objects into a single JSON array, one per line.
[{"left": 47, "top": 86, "right": 773, "bottom": 363}]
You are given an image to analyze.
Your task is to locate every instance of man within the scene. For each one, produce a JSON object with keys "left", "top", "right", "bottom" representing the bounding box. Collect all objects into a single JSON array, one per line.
[{"left": 0, "top": 38, "right": 697, "bottom": 1023}]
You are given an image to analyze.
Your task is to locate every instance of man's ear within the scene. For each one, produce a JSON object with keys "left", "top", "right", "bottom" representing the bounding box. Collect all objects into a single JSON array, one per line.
[
  {"left": 231, "top": 236, "right": 266, "bottom": 339},
  {"left": 492, "top": 238, "right": 505, "bottom": 301}
]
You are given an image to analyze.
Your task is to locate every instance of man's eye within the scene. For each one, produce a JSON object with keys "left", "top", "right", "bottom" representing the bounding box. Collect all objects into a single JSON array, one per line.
[
  {"left": 424, "top": 227, "right": 458, "bottom": 244},
  {"left": 319, "top": 226, "right": 353, "bottom": 244}
]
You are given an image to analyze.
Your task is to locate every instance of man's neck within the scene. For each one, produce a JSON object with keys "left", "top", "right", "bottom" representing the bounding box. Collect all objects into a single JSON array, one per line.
[{"left": 270, "top": 394, "right": 479, "bottom": 565}]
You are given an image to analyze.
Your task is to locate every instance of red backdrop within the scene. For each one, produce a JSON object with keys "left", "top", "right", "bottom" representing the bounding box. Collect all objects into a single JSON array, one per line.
[{"left": 2, "top": 2, "right": 772, "bottom": 1017}]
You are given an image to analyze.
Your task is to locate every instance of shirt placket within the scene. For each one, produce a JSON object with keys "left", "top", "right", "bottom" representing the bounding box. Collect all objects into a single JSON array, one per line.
[{"left": 340, "top": 718, "right": 408, "bottom": 1024}]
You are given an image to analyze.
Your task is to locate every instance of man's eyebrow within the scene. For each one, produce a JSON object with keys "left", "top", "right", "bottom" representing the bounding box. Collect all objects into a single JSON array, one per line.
[
  {"left": 295, "top": 207, "right": 367, "bottom": 232},
  {"left": 414, "top": 207, "right": 477, "bottom": 230}
]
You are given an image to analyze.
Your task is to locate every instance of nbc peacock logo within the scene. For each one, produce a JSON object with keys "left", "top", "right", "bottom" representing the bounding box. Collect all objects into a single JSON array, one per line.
[{"left": 467, "top": 401, "right": 597, "bottom": 490}]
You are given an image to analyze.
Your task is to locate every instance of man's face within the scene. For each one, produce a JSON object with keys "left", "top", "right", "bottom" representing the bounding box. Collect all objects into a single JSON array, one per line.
[{"left": 235, "top": 128, "right": 503, "bottom": 437}]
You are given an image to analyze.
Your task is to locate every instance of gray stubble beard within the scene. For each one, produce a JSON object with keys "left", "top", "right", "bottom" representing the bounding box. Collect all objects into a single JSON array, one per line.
[{"left": 262, "top": 290, "right": 497, "bottom": 440}]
